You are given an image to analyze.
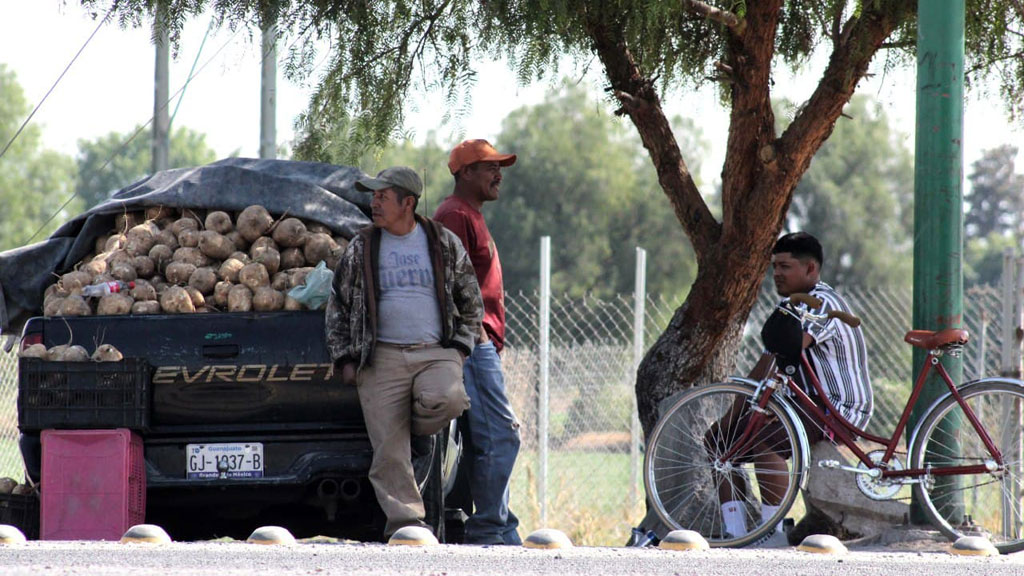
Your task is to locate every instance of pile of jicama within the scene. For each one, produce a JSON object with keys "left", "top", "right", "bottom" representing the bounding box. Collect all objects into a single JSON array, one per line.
[{"left": 43, "top": 206, "right": 347, "bottom": 317}]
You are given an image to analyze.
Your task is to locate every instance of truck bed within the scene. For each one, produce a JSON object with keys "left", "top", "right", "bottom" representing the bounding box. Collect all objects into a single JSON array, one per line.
[{"left": 18, "top": 311, "right": 450, "bottom": 541}]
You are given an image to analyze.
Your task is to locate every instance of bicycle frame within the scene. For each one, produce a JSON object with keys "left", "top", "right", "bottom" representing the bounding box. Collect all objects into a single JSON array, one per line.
[{"left": 737, "top": 349, "right": 1005, "bottom": 480}]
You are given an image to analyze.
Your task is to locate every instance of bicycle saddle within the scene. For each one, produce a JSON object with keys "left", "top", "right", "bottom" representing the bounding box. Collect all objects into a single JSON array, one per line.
[{"left": 904, "top": 328, "right": 970, "bottom": 349}]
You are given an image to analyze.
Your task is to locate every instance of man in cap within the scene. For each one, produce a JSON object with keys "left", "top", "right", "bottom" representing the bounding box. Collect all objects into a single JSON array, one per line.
[
  {"left": 326, "top": 165, "right": 483, "bottom": 539},
  {"left": 433, "top": 140, "right": 522, "bottom": 545}
]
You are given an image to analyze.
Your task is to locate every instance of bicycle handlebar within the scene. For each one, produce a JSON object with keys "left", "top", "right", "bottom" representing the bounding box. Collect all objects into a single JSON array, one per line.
[
  {"left": 787, "top": 293, "right": 862, "bottom": 327},
  {"left": 827, "top": 310, "right": 862, "bottom": 328},
  {"left": 789, "top": 293, "right": 823, "bottom": 308}
]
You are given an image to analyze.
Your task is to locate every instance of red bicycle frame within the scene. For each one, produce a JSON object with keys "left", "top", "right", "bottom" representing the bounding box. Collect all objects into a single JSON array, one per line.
[
  {"left": 724, "top": 349, "right": 1005, "bottom": 479},
  {"left": 787, "top": 352, "right": 1003, "bottom": 478}
]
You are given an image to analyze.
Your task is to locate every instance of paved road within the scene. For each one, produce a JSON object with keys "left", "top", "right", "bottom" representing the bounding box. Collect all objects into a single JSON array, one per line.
[{"left": 1, "top": 538, "right": 1023, "bottom": 576}]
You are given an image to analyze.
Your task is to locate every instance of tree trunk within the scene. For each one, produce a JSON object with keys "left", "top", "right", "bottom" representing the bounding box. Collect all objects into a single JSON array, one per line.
[{"left": 584, "top": 3, "right": 914, "bottom": 437}]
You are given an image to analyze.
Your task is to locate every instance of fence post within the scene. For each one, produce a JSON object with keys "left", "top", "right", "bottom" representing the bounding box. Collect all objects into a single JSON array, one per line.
[
  {"left": 1001, "top": 251, "right": 1020, "bottom": 378},
  {"left": 538, "top": 236, "right": 551, "bottom": 525},
  {"left": 1016, "top": 257, "right": 1024, "bottom": 378},
  {"left": 630, "top": 247, "right": 647, "bottom": 510}
]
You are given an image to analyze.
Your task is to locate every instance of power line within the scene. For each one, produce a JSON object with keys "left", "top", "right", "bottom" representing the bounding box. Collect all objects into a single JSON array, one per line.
[
  {"left": 0, "top": 9, "right": 112, "bottom": 162},
  {"left": 23, "top": 24, "right": 245, "bottom": 246}
]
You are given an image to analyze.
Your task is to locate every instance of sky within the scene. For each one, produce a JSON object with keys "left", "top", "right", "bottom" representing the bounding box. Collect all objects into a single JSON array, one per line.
[{"left": 1, "top": 1, "right": 1021, "bottom": 191}]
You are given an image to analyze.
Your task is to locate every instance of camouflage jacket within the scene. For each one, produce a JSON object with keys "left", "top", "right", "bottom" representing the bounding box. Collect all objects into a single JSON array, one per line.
[{"left": 325, "top": 213, "right": 482, "bottom": 370}]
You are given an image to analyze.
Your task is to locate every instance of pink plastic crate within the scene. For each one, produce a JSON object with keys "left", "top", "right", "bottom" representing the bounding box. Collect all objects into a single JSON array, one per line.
[{"left": 41, "top": 429, "right": 145, "bottom": 540}]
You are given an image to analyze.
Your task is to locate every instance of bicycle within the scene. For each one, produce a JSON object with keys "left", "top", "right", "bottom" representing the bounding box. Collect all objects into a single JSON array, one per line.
[{"left": 643, "top": 293, "right": 1024, "bottom": 552}]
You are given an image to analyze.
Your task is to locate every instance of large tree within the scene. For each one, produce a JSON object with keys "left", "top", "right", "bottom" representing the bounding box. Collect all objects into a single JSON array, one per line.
[
  {"left": 86, "top": 1, "right": 1024, "bottom": 437},
  {"left": 0, "top": 64, "right": 79, "bottom": 252}
]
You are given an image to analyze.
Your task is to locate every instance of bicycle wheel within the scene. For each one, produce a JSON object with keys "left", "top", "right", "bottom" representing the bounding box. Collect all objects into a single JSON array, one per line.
[
  {"left": 644, "top": 382, "right": 807, "bottom": 547},
  {"left": 910, "top": 379, "right": 1024, "bottom": 554}
]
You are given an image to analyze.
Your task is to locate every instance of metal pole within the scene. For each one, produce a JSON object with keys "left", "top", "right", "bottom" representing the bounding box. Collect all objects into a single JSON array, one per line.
[
  {"left": 1015, "top": 257, "right": 1024, "bottom": 539},
  {"left": 910, "top": 0, "right": 965, "bottom": 525},
  {"left": 630, "top": 247, "right": 647, "bottom": 510},
  {"left": 1015, "top": 256, "right": 1024, "bottom": 376},
  {"left": 152, "top": 9, "right": 170, "bottom": 173},
  {"left": 538, "top": 236, "right": 551, "bottom": 525},
  {"left": 1001, "top": 250, "right": 1017, "bottom": 377},
  {"left": 259, "top": 20, "right": 278, "bottom": 159}
]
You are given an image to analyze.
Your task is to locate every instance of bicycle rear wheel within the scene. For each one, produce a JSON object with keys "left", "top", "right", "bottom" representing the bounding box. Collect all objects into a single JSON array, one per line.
[
  {"left": 644, "top": 382, "right": 807, "bottom": 547},
  {"left": 910, "top": 379, "right": 1024, "bottom": 554}
]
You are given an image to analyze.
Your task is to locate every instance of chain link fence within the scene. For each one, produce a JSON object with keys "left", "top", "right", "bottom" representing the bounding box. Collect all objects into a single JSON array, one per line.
[
  {"left": 0, "top": 343, "right": 21, "bottom": 480},
  {"left": 501, "top": 283, "right": 1016, "bottom": 545},
  {"left": 0, "top": 283, "right": 1016, "bottom": 544}
]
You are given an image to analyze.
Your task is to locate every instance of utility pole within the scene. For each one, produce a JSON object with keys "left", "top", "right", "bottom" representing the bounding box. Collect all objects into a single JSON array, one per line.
[
  {"left": 259, "top": 18, "right": 277, "bottom": 159},
  {"left": 153, "top": 8, "right": 170, "bottom": 173},
  {"left": 910, "top": 0, "right": 965, "bottom": 524}
]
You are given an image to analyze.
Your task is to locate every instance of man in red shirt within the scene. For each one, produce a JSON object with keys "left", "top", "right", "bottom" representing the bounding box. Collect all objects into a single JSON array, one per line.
[{"left": 434, "top": 139, "right": 522, "bottom": 545}]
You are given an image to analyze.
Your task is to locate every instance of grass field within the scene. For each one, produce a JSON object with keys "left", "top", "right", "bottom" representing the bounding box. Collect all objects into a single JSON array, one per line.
[
  {"left": 0, "top": 436, "right": 23, "bottom": 481},
  {"left": 508, "top": 450, "right": 645, "bottom": 546}
]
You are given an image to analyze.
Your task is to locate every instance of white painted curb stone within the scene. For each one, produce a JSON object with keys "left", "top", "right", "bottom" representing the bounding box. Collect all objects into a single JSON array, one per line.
[
  {"left": 659, "top": 530, "right": 709, "bottom": 551},
  {"left": 120, "top": 524, "right": 172, "bottom": 544},
  {"left": 950, "top": 536, "right": 998, "bottom": 556},
  {"left": 247, "top": 526, "right": 297, "bottom": 545},
  {"left": 524, "top": 528, "right": 574, "bottom": 549},
  {"left": 388, "top": 526, "right": 439, "bottom": 546},
  {"left": 797, "top": 534, "right": 847, "bottom": 554},
  {"left": 0, "top": 525, "right": 26, "bottom": 545}
]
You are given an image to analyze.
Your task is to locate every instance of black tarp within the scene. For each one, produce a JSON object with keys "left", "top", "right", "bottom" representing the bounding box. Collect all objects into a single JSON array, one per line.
[{"left": 0, "top": 157, "right": 372, "bottom": 335}]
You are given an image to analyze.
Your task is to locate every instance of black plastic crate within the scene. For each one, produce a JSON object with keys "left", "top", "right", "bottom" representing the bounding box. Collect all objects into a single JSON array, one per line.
[
  {"left": 0, "top": 493, "right": 40, "bottom": 539},
  {"left": 18, "top": 358, "right": 151, "bottom": 431}
]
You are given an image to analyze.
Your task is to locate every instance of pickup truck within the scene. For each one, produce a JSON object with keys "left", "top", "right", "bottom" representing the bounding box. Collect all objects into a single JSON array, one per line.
[{"left": 4, "top": 159, "right": 464, "bottom": 541}]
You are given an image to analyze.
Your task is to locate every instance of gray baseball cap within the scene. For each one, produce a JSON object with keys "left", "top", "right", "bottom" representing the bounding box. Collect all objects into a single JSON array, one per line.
[{"left": 355, "top": 166, "right": 423, "bottom": 197}]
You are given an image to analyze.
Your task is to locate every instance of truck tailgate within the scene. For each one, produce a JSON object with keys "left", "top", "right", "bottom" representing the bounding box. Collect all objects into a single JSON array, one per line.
[{"left": 28, "top": 311, "right": 363, "bottom": 432}]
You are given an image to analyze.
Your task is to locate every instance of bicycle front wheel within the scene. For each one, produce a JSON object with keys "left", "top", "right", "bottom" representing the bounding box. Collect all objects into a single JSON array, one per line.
[
  {"left": 644, "top": 382, "right": 807, "bottom": 547},
  {"left": 910, "top": 379, "right": 1024, "bottom": 554}
]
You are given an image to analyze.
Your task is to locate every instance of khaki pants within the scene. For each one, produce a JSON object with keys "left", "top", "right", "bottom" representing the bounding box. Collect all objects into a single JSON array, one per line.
[{"left": 357, "top": 342, "right": 470, "bottom": 536}]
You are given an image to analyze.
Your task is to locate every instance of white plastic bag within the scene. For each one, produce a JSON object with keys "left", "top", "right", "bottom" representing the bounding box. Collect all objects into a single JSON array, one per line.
[{"left": 288, "top": 260, "right": 334, "bottom": 310}]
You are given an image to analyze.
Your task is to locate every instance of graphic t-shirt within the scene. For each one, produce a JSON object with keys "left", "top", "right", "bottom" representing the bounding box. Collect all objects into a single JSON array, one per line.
[
  {"left": 434, "top": 195, "right": 506, "bottom": 351},
  {"left": 376, "top": 224, "right": 442, "bottom": 344}
]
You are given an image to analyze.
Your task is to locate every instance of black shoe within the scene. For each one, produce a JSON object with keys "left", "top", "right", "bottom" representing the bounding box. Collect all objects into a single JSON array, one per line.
[{"left": 626, "top": 527, "right": 659, "bottom": 547}]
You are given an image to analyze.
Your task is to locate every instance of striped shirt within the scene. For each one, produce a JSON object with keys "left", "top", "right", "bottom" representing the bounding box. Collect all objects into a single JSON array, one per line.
[{"left": 796, "top": 282, "right": 873, "bottom": 430}]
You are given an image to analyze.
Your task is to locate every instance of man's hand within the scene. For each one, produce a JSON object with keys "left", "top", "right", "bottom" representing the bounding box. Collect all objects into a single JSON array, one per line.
[
  {"left": 478, "top": 325, "right": 490, "bottom": 344},
  {"left": 340, "top": 362, "right": 357, "bottom": 386}
]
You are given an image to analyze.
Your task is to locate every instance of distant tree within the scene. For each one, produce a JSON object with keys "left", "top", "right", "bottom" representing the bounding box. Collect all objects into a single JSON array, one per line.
[
  {"left": 786, "top": 95, "right": 915, "bottom": 287},
  {"left": 0, "top": 65, "right": 79, "bottom": 252},
  {"left": 76, "top": 125, "right": 218, "bottom": 208},
  {"left": 965, "top": 145, "right": 1022, "bottom": 240},
  {"left": 488, "top": 80, "right": 702, "bottom": 299},
  {"left": 963, "top": 145, "right": 1023, "bottom": 285}
]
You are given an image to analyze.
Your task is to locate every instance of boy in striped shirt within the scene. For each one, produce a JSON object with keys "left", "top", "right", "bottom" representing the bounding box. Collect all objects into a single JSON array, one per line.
[{"left": 719, "top": 231, "right": 873, "bottom": 545}]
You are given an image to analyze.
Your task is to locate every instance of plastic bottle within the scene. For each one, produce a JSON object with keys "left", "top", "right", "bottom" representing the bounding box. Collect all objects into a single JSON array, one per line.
[{"left": 81, "top": 280, "right": 135, "bottom": 298}]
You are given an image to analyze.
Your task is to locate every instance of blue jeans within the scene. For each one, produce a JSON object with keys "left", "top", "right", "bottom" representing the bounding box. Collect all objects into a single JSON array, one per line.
[{"left": 462, "top": 341, "right": 522, "bottom": 544}]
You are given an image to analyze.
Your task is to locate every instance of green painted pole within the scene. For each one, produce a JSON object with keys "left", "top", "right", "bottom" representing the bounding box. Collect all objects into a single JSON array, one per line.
[{"left": 910, "top": 0, "right": 965, "bottom": 525}]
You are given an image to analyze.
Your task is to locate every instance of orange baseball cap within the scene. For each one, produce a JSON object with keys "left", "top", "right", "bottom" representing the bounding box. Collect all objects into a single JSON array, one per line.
[{"left": 448, "top": 139, "right": 517, "bottom": 175}]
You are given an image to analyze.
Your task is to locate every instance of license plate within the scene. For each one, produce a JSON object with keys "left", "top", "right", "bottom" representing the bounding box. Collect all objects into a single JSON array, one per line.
[{"left": 186, "top": 443, "right": 264, "bottom": 479}]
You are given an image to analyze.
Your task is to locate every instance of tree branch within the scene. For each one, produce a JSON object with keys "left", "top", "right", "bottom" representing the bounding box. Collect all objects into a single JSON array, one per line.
[
  {"left": 966, "top": 49, "right": 1024, "bottom": 76},
  {"left": 583, "top": 11, "right": 720, "bottom": 257},
  {"left": 1010, "top": 0, "right": 1024, "bottom": 19},
  {"left": 681, "top": 0, "right": 744, "bottom": 33},
  {"left": 778, "top": 2, "right": 914, "bottom": 185}
]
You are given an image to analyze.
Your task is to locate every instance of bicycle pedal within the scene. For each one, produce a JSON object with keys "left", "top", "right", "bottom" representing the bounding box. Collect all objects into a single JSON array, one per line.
[{"left": 817, "top": 460, "right": 841, "bottom": 469}]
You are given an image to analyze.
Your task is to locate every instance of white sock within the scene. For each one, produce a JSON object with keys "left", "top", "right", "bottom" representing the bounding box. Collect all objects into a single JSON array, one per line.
[
  {"left": 721, "top": 500, "right": 747, "bottom": 537},
  {"left": 761, "top": 503, "right": 783, "bottom": 532}
]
